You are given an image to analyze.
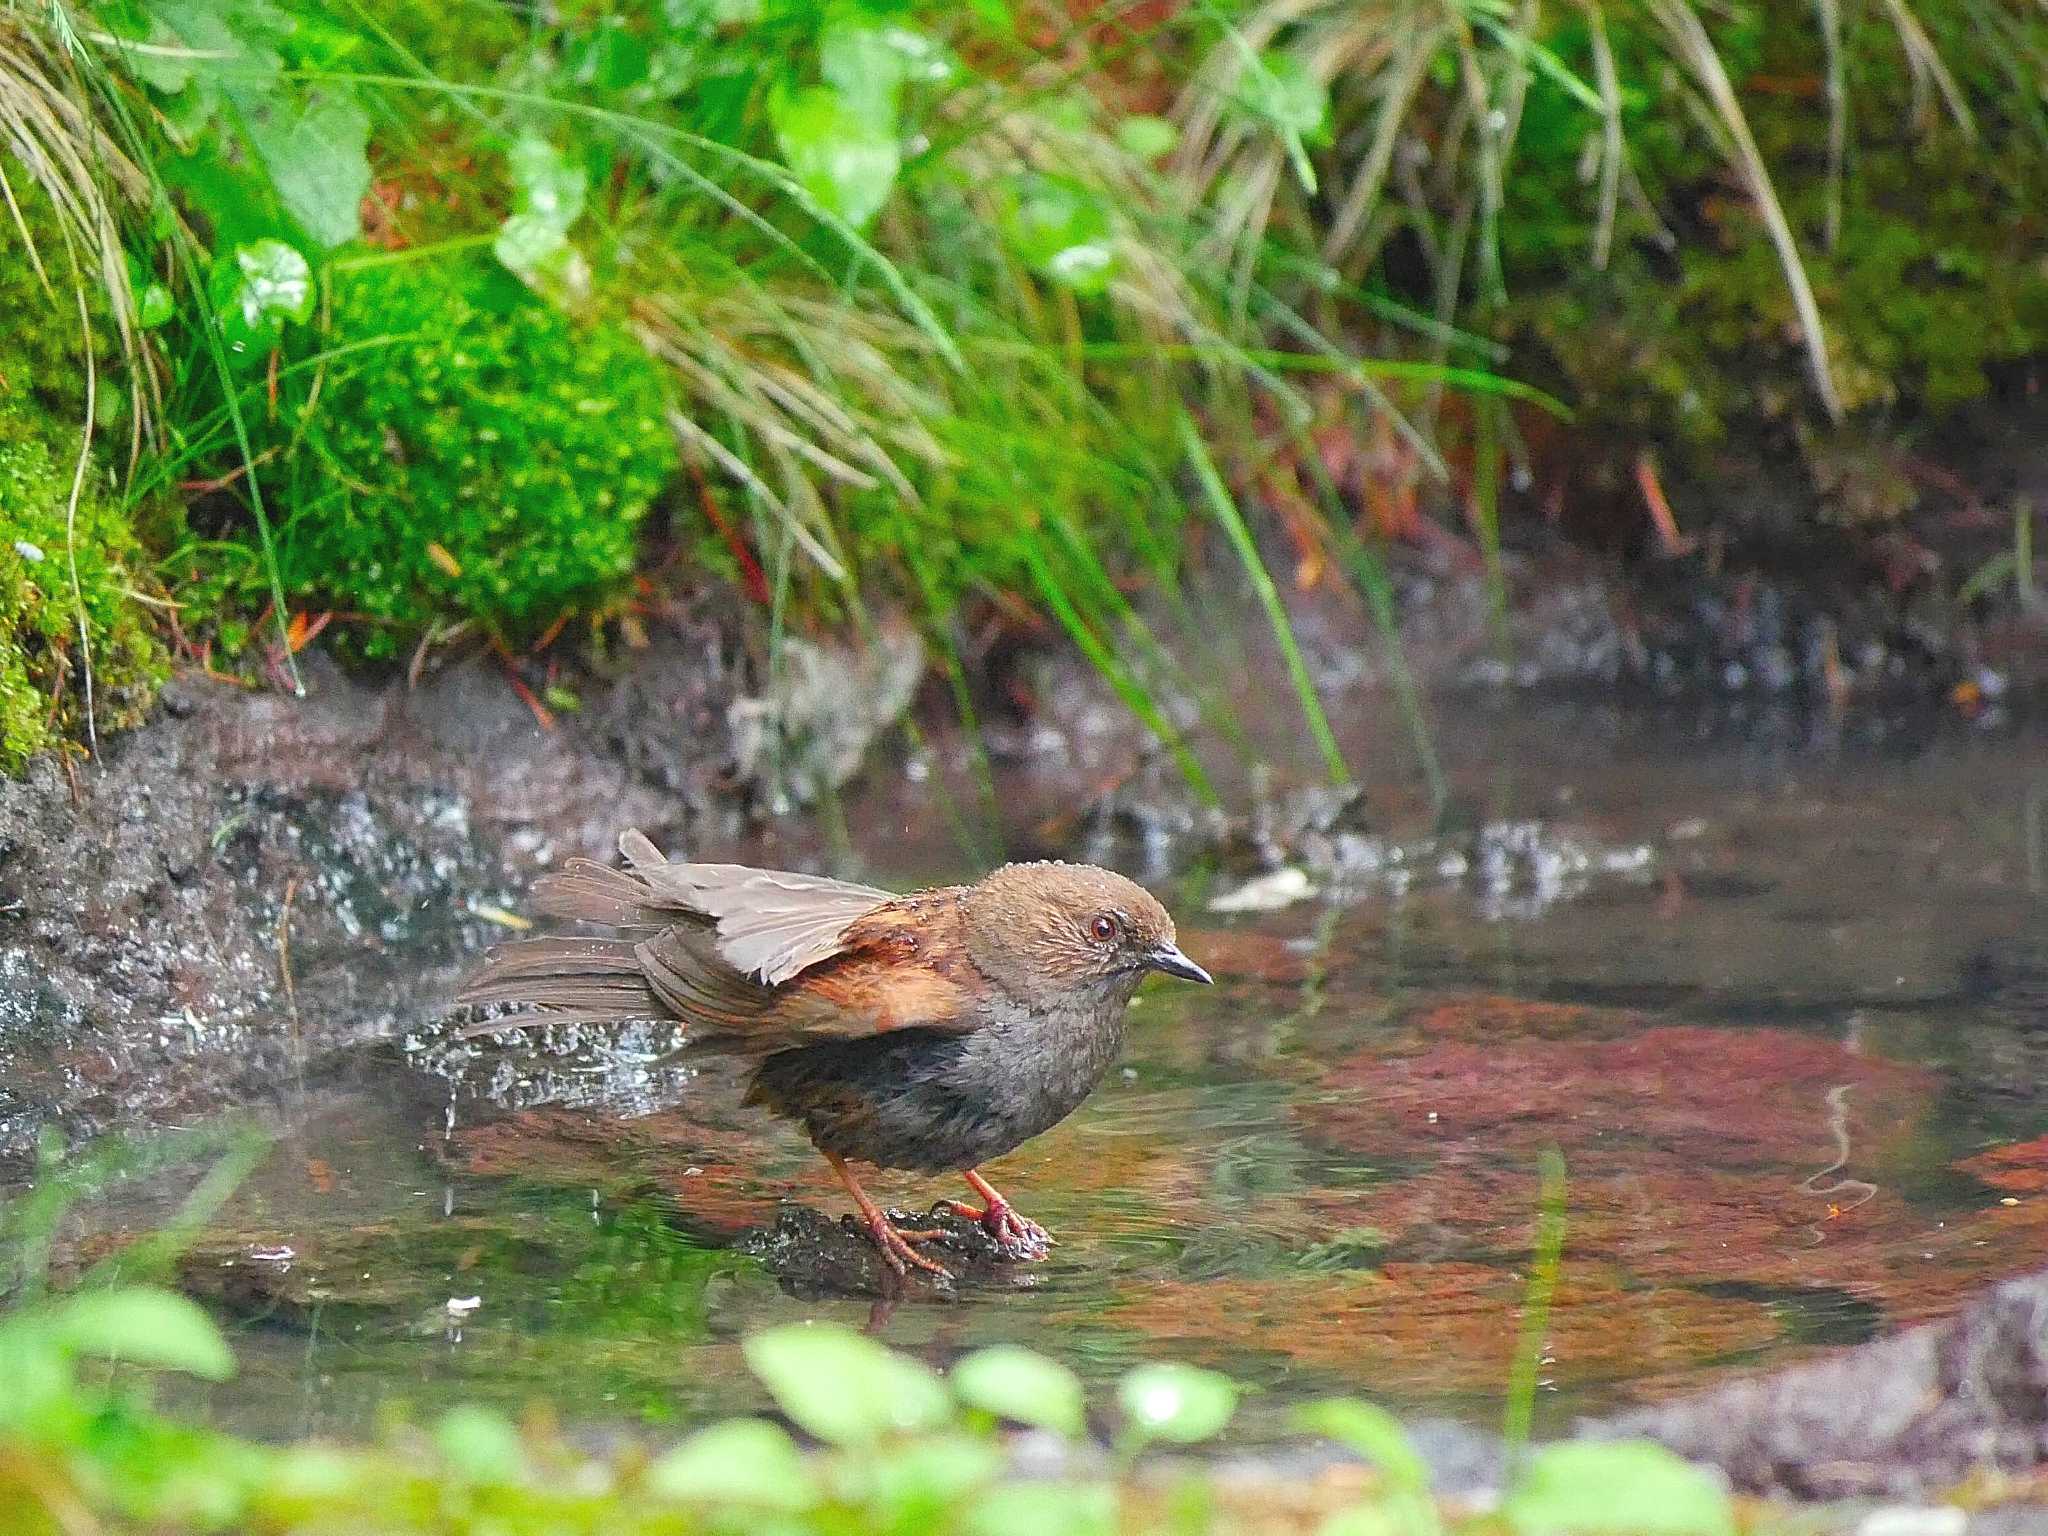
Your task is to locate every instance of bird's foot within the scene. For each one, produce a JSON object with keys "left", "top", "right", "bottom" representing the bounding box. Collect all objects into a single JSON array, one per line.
[
  {"left": 865, "top": 1213, "right": 953, "bottom": 1280},
  {"left": 948, "top": 1198, "right": 1053, "bottom": 1260}
]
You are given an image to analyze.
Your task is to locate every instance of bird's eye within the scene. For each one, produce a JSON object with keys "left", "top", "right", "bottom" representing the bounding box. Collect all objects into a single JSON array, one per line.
[{"left": 1089, "top": 913, "right": 1119, "bottom": 944}]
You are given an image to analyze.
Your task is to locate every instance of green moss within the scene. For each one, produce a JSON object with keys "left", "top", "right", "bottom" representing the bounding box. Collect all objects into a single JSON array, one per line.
[
  {"left": 240, "top": 257, "right": 676, "bottom": 655},
  {"left": 0, "top": 411, "right": 170, "bottom": 774}
]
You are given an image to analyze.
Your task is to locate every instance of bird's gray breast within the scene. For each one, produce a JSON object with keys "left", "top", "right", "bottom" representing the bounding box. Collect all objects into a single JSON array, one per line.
[{"left": 765, "top": 988, "right": 1134, "bottom": 1174}]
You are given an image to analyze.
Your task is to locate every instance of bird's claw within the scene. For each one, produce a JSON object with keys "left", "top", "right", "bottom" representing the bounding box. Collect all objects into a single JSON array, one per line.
[
  {"left": 867, "top": 1214, "right": 953, "bottom": 1280},
  {"left": 949, "top": 1199, "right": 1054, "bottom": 1260}
]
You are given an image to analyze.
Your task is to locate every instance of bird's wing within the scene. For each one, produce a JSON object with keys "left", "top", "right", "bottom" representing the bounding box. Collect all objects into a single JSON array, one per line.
[
  {"left": 616, "top": 829, "right": 896, "bottom": 985},
  {"left": 767, "top": 897, "right": 988, "bottom": 1040}
]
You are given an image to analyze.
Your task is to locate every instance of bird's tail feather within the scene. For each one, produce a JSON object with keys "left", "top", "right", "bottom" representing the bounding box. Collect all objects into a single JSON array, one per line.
[
  {"left": 529, "top": 857, "right": 690, "bottom": 928},
  {"left": 453, "top": 936, "right": 663, "bottom": 1038}
]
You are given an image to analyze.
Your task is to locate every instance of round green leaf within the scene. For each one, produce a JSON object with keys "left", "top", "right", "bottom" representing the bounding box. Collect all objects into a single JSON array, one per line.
[
  {"left": 861, "top": 1432, "right": 1004, "bottom": 1513},
  {"left": 210, "top": 239, "right": 313, "bottom": 354},
  {"left": 742, "top": 1323, "right": 951, "bottom": 1444},
  {"left": 998, "top": 174, "right": 1117, "bottom": 295},
  {"left": 952, "top": 1346, "right": 1086, "bottom": 1436},
  {"left": 136, "top": 281, "right": 176, "bottom": 328},
  {"left": 648, "top": 1418, "right": 816, "bottom": 1511},
  {"left": 48, "top": 1286, "right": 235, "bottom": 1381},
  {"left": 1117, "top": 1363, "right": 1235, "bottom": 1444},
  {"left": 1503, "top": 1441, "right": 1734, "bottom": 1536},
  {"left": 505, "top": 133, "right": 588, "bottom": 232}
]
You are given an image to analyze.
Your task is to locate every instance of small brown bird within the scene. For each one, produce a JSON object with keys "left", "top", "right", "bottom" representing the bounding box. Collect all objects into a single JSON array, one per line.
[{"left": 455, "top": 831, "right": 1211, "bottom": 1277}]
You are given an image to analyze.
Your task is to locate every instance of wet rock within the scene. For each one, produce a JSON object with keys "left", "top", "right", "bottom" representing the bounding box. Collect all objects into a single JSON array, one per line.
[
  {"left": 735, "top": 1200, "right": 1038, "bottom": 1298},
  {"left": 727, "top": 626, "right": 925, "bottom": 817},
  {"left": 1591, "top": 1264, "right": 2048, "bottom": 1500},
  {"left": 1074, "top": 768, "right": 1658, "bottom": 917}
]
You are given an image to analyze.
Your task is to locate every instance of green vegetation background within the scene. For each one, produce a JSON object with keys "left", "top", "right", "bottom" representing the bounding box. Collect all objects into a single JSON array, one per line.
[{"left": 2, "top": 0, "right": 2043, "bottom": 767}]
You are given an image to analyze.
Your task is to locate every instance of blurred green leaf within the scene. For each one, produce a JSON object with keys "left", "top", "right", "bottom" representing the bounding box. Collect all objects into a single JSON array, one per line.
[
  {"left": 952, "top": 1346, "right": 1086, "bottom": 1436},
  {"left": 101, "top": 8, "right": 196, "bottom": 93},
  {"left": 506, "top": 133, "right": 589, "bottom": 232},
  {"left": 45, "top": 1287, "right": 234, "bottom": 1381},
  {"left": 647, "top": 1418, "right": 815, "bottom": 1510},
  {"left": 1232, "top": 50, "right": 1330, "bottom": 141},
  {"left": 742, "top": 1323, "right": 951, "bottom": 1444},
  {"left": 864, "top": 1433, "right": 1004, "bottom": 1515},
  {"left": 967, "top": 0, "right": 1012, "bottom": 28},
  {"left": 968, "top": 1480, "right": 1116, "bottom": 1536},
  {"left": 1502, "top": 1441, "right": 1734, "bottom": 1535},
  {"left": 820, "top": 19, "right": 912, "bottom": 126},
  {"left": 136, "top": 283, "right": 175, "bottom": 329},
  {"left": 1117, "top": 1363, "right": 1235, "bottom": 1445},
  {"left": 771, "top": 86, "right": 901, "bottom": 229},
  {"left": 495, "top": 214, "right": 569, "bottom": 276},
  {"left": 496, "top": 134, "right": 590, "bottom": 285},
  {"left": 1117, "top": 114, "right": 1177, "bottom": 160},
  {"left": 239, "top": 90, "right": 370, "bottom": 249},
  {"left": 0, "top": 1324, "right": 74, "bottom": 1430},
  {"left": 1230, "top": 48, "right": 1328, "bottom": 191},
  {"left": 434, "top": 1404, "right": 527, "bottom": 1484},
  {"left": 998, "top": 174, "right": 1116, "bottom": 295}
]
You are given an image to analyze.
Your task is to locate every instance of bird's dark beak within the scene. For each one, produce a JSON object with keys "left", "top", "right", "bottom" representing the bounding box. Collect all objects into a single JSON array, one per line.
[{"left": 1145, "top": 942, "right": 1213, "bottom": 985}]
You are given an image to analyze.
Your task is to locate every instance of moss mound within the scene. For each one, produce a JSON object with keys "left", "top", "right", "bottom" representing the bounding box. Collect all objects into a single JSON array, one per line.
[{"left": 247, "top": 258, "right": 677, "bottom": 656}]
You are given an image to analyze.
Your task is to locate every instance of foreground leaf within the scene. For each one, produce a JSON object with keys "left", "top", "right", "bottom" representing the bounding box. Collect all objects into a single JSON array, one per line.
[
  {"left": 210, "top": 239, "right": 313, "bottom": 354},
  {"left": 1117, "top": 1363, "right": 1235, "bottom": 1444},
  {"left": 742, "top": 1323, "right": 950, "bottom": 1444},
  {"left": 647, "top": 1418, "right": 815, "bottom": 1511},
  {"left": 952, "top": 1346, "right": 1086, "bottom": 1436},
  {"left": 46, "top": 1287, "right": 234, "bottom": 1381},
  {"left": 1503, "top": 1440, "right": 1734, "bottom": 1536},
  {"left": 241, "top": 91, "right": 371, "bottom": 250}
]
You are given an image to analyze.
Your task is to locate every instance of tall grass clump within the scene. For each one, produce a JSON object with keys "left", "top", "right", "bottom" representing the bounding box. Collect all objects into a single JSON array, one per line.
[{"left": 1177, "top": 0, "right": 2048, "bottom": 525}]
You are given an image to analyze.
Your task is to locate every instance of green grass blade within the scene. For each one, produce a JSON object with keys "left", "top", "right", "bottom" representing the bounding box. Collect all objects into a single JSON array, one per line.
[{"left": 1179, "top": 414, "right": 1350, "bottom": 787}]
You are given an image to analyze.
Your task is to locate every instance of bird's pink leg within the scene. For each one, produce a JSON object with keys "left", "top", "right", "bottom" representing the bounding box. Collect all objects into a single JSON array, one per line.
[
  {"left": 826, "top": 1152, "right": 951, "bottom": 1280},
  {"left": 950, "top": 1169, "right": 1053, "bottom": 1258}
]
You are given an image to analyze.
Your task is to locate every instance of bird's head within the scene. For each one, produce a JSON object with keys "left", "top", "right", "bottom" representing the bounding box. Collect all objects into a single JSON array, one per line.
[{"left": 962, "top": 861, "right": 1210, "bottom": 1008}]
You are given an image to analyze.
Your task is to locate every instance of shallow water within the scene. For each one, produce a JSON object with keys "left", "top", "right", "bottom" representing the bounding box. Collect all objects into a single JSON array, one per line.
[{"left": 56, "top": 699, "right": 2048, "bottom": 1444}]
